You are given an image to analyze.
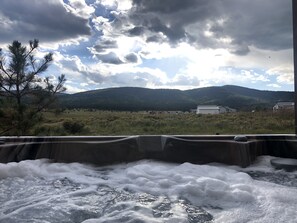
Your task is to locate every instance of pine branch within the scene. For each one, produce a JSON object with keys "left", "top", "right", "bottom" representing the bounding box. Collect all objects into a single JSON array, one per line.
[{"left": 0, "top": 39, "right": 66, "bottom": 135}]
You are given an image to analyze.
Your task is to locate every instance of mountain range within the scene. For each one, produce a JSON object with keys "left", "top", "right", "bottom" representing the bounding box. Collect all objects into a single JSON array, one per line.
[{"left": 58, "top": 85, "right": 294, "bottom": 111}]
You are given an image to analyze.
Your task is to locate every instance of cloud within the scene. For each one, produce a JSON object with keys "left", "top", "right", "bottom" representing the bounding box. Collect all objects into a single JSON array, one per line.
[
  {"left": 127, "top": 26, "right": 146, "bottom": 36},
  {"left": 125, "top": 53, "right": 139, "bottom": 63},
  {"left": 108, "top": 72, "right": 162, "bottom": 87},
  {"left": 53, "top": 53, "right": 105, "bottom": 86},
  {"left": 230, "top": 45, "right": 250, "bottom": 56},
  {"left": 63, "top": 0, "right": 95, "bottom": 19},
  {"left": 125, "top": 0, "right": 292, "bottom": 54},
  {"left": 96, "top": 52, "right": 124, "bottom": 64},
  {"left": 90, "top": 42, "right": 140, "bottom": 64},
  {"left": 267, "top": 65, "right": 294, "bottom": 84},
  {"left": 167, "top": 74, "right": 200, "bottom": 88},
  {"left": 2, "top": 0, "right": 291, "bottom": 92},
  {"left": 92, "top": 39, "right": 118, "bottom": 53},
  {"left": 53, "top": 51, "right": 161, "bottom": 89},
  {"left": 267, "top": 83, "right": 281, "bottom": 89},
  {"left": 64, "top": 84, "right": 87, "bottom": 93},
  {"left": 0, "top": 0, "right": 92, "bottom": 44},
  {"left": 146, "top": 35, "right": 166, "bottom": 43}
]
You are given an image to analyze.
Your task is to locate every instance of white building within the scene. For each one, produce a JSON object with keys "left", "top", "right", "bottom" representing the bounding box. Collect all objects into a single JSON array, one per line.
[
  {"left": 273, "top": 102, "right": 294, "bottom": 112},
  {"left": 196, "top": 105, "right": 236, "bottom": 114},
  {"left": 196, "top": 105, "right": 222, "bottom": 114}
]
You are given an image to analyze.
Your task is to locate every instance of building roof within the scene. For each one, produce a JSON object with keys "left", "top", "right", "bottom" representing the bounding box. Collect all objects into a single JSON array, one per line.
[
  {"left": 197, "top": 105, "right": 220, "bottom": 110},
  {"left": 274, "top": 102, "right": 294, "bottom": 107}
]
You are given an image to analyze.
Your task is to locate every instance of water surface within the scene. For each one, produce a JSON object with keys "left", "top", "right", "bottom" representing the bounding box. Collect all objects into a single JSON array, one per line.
[{"left": 0, "top": 156, "right": 296, "bottom": 222}]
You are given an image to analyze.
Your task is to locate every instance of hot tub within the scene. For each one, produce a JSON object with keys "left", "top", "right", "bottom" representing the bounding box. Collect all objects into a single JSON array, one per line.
[{"left": 0, "top": 135, "right": 297, "bottom": 222}]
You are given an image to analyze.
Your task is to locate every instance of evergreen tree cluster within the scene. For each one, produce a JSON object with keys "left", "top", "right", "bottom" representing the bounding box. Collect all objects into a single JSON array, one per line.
[{"left": 0, "top": 39, "right": 66, "bottom": 135}]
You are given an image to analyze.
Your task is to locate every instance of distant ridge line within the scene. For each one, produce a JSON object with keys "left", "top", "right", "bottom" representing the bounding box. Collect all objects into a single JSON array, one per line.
[{"left": 58, "top": 85, "right": 294, "bottom": 111}]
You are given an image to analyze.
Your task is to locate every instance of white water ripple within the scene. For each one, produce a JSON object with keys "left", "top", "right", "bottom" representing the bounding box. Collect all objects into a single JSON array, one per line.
[{"left": 0, "top": 156, "right": 296, "bottom": 223}]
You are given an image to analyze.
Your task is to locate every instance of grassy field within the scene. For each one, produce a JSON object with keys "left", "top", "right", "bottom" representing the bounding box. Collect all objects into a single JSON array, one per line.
[{"left": 31, "top": 110, "right": 295, "bottom": 136}]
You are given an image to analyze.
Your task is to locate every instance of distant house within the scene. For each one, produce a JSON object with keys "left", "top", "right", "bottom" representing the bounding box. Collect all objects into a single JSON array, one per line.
[
  {"left": 196, "top": 105, "right": 222, "bottom": 114},
  {"left": 196, "top": 105, "right": 219, "bottom": 114},
  {"left": 196, "top": 105, "right": 236, "bottom": 114},
  {"left": 273, "top": 102, "right": 294, "bottom": 112}
]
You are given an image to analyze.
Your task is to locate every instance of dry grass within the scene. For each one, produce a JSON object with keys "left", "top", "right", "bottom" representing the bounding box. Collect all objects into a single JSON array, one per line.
[{"left": 32, "top": 110, "right": 295, "bottom": 136}]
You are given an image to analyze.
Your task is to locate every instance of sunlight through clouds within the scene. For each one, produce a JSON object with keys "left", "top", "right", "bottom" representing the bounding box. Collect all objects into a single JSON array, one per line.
[{"left": 0, "top": 0, "right": 293, "bottom": 92}]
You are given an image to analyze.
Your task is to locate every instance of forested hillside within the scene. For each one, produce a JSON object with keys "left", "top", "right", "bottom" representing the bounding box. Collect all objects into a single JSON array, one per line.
[{"left": 58, "top": 85, "right": 294, "bottom": 111}]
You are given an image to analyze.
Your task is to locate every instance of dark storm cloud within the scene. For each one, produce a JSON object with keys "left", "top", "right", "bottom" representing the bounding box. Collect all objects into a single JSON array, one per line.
[
  {"left": 95, "top": 52, "right": 139, "bottom": 64},
  {"left": 207, "top": 0, "right": 293, "bottom": 53},
  {"left": 125, "top": 53, "right": 138, "bottom": 63},
  {"left": 230, "top": 45, "right": 250, "bottom": 56},
  {"left": 127, "top": 26, "right": 145, "bottom": 36},
  {"left": 127, "top": 0, "right": 292, "bottom": 54},
  {"left": 128, "top": 0, "right": 220, "bottom": 45},
  {"left": 146, "top": 35, "right": 162, "bottom": 43},
  {"left": 93, "top": 39, "right": 118, "bottom": 52},
  {"left": 146, "top": 17, "right": 187, "bottom": 43},
  {"left": 0, "top": 0, "right": 91, "bottom": 44},
  {"left": 96, "top": 52, "right": 123, "bottom": 64},
  {"left": 132, "top": 0, "right": 203, "bottom": 14}
]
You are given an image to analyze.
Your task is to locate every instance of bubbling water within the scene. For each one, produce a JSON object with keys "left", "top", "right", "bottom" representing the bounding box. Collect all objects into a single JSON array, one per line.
[{"left": 0, "top": 156, "right": 296, "bottom": 223}]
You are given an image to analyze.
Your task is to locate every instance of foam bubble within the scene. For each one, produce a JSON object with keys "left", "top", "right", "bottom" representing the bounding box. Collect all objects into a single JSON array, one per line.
[{"left": 0, "top": 156, "right": 296, "bottom": 222}]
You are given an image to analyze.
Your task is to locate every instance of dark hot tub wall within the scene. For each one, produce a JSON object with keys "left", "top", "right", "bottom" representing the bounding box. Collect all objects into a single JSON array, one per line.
[
  {"left": 36, "top": 137, "right": 143, "bottom": 165},
  {"left": 161, "top": 136, "right": 252, "bottom": 166},
  {"left": 0, "top": 136, "right": 144, "bottom": 165},
  {"left": 135, "top": 135, "right": 254, "bottom": 167},
  {"left": 0, "top": 135, "right": 297, "bottom": 167},
  {"left": 261, "top": 137, "right": 297, "bottom": 159}
]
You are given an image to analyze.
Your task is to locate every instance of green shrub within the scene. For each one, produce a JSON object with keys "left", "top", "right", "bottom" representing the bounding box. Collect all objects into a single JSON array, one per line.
[
  {"left": 34, "top": 125, "right": 67, "bottom": 136},
  {"left": 63, "top": 121, "right": 85, "bottom": 134}
]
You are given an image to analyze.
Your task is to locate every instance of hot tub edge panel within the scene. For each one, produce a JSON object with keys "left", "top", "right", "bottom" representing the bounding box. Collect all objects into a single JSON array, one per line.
[{"left": 0, "top": 135, "right": 296, "bottom": 167}]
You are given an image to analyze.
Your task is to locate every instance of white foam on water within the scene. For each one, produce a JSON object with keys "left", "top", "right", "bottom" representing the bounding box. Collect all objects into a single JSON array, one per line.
[{"left": 0, "top": 156, "right": 296, "bottom": 223}]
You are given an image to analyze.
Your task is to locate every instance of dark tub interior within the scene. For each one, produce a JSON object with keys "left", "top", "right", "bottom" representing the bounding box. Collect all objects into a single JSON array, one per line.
[{"left": 1, "top": 135, "right": 297, "bottom": 167}]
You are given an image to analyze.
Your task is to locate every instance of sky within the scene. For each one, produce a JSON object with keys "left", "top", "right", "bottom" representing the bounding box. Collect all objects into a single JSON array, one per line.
[{"left": 0, "top": 0, "right": 294, "bottom": 93}]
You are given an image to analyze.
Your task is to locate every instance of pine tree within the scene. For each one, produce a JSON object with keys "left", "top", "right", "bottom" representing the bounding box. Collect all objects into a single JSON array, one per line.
[{"left": 0, "top": 39, "right": 66, "bottom": 135}]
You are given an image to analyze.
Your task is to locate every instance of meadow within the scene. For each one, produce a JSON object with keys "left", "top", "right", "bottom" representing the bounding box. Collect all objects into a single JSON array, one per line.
[{"left": 32, "top": 109, "right": 294, "bottom": 136}]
